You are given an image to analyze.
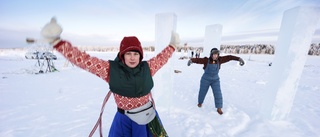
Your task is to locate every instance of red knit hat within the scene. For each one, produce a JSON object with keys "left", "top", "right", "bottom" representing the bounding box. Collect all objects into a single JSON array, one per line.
[{"left": 119, "top": 36, "right": 143, "bottom": 61}]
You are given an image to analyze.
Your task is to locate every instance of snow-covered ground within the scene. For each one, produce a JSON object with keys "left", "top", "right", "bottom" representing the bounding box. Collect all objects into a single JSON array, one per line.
[{"left": 1, "top": 50, "right": 319, "bottom": 137}]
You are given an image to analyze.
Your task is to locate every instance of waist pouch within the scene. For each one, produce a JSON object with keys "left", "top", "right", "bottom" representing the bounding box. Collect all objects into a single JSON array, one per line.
[{"left": 125, "top": 101, "right": 156, "bottom": 125}]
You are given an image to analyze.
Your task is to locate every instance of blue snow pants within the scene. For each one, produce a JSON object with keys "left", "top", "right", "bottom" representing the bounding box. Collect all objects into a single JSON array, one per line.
[
  {"left": 108, "top": 111, "right": 156, "bottom": 137},
  {"left": 198, "top": 61, "right": 223, "bottom": 108}
]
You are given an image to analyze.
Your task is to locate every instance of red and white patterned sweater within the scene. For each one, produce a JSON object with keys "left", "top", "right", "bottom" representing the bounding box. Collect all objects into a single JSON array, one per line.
[{"left": 54, "top": 40, "right": 175, "bottom": 110}]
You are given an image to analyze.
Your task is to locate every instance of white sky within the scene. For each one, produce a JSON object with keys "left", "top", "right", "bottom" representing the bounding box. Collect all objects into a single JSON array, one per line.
[{"left": 0, "top": 0, "right": 319, "bottom": 48}]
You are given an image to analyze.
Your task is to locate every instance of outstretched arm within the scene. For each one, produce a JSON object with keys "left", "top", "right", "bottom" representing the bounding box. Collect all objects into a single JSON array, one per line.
[
  {"left": 147, "top": 45, "right": 175, "bottom": 76},
  {"left": 147, "top": 31, "right": 179, "bottom": 76},
  {"left": 54, "top": 41, "right": 110, "bottom": 82},
  {"left": 220, "top": 55, "right": 245, "bottom": 66},
  {"left": 41, "top": 17, "right": 110, "bottom": 83},
  {"left": 190, "top": 58, "right": 209, "bottom": 65},
  {"left": 187, "top": 57, "right": 209, "bottom": 69}
]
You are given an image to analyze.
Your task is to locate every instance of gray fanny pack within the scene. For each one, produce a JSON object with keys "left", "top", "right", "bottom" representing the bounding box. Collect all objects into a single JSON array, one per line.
[{"left": 125, "top": 101, "right": 156, "bottom": 125}]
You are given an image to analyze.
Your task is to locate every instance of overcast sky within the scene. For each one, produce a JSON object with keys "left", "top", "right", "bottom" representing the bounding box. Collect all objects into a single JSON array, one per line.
[{"left": 1, "top": 0, "right": 320, "bottom": 48}]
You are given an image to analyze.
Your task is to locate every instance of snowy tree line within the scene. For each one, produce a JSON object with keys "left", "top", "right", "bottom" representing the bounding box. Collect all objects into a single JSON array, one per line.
[
  {"left": 1, "top": 43, "right": 319, "bottom": 56},
  {"left": 64, "top": 43, "right": 320, "bottom": 56},
  {"left": 220, "top": 44, "right": 275, "bottom": 54},
  {"left": 308, "top": 43, "right": 320, "bottom": 56},
  {"left": 220, "top": 43, "right": 320, "bottom": 56}
]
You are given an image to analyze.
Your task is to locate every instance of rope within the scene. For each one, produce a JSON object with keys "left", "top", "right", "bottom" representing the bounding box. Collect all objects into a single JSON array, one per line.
[{"left": 89, "top": 91, "right": 112, "bottom": 137}]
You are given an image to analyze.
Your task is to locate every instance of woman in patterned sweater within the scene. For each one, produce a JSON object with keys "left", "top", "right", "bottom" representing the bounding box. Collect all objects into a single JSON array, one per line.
[{"left": 40, "top": 17, "right": 179, "bottom": 137}]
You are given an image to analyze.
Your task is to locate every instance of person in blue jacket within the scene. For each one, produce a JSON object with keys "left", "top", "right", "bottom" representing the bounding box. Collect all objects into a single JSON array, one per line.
[{"left": 187, "top": 48, "right": 245, "bottom": 115}]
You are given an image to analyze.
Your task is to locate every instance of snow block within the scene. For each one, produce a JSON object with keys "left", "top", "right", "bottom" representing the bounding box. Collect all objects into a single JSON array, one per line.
[
  {"left": 153, "top": 13, "right": 177, "bottom": 109},
  {"left": 203, "top": 24, "right": 223, "bottom": 57},
  {"left": 261, "top": 6, "right": 320, "bottom": 121}
]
